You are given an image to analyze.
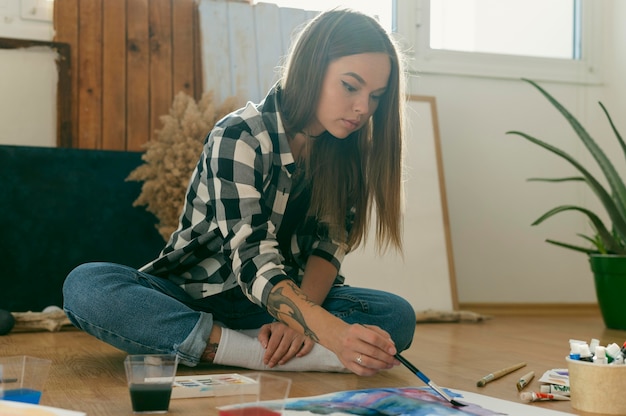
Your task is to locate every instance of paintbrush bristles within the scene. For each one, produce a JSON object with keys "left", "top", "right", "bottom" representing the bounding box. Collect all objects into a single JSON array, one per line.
[{"left": 395, "top": 353, "right": 467, "bottom": 407}]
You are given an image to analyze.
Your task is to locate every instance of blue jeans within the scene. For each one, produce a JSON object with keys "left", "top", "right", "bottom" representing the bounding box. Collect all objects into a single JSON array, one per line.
[{"left": 62, "top": 262, "right": 416, "bottom": 366}]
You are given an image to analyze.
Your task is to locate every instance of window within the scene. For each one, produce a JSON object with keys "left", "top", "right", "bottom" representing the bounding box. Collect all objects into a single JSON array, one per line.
[
  {"left": 396, "top": 0, "right": 604, "bottom": 84},
  {"left": 430, "top": 0, "right": 577, "bottom": 59},
  {"left": 253, "top": 0, "right": 394, "bottom": 32}
]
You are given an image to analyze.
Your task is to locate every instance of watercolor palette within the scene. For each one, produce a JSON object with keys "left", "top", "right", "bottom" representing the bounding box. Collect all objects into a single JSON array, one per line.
[{"left": 171, "top": 373, "right": 259, "bottom": 399}]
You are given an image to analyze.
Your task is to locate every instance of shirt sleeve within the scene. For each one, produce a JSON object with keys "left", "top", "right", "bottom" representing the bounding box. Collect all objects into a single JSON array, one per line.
[
  {"left": 311, "top": 239, "right": 346, "bottom": 271},
  {"left": 291, "top": 218, "right": 348, "bottom": 282},
  {"left": 206, "top": 123, "right": 290, "bottom": 307}
]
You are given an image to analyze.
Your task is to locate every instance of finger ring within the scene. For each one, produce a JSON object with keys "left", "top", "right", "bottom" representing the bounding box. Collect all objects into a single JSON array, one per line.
[{"left": 356, "top": 354, "right": 363, "bottom": 365}]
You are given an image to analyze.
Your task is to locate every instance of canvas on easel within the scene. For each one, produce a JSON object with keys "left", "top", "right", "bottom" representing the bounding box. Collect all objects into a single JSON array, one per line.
[
  {"left": 0, "top": 38, "right": 71, "bottom": 148},
  {"left": 341, "top": 96, "right": 459, "bottom": 312}
]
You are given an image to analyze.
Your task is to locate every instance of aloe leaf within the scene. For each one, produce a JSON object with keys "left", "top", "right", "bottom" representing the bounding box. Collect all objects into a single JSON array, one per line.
[
  {"left": 576, "top": 233, "right": 609, "bottom": 254},
  {"left": 577, "top": 232, "right": 599, "bottom": 243},
  {"left": 521, "top": 78, "right": 626, "bottom": 225},
  {"left": 545, "top": 239, "right": 599, "bottom": 254},
  {"left": 508, "top": 130, "right": 626, "bottom": 242},
  {"left": 532, "top": 205, "right": 626, "bottom": 254},
  {"left": 527, "top": 176, "right": 584, "bottom": 183},
  {"left": 599, "top": 101, "right": 626, "bottom": 162}
]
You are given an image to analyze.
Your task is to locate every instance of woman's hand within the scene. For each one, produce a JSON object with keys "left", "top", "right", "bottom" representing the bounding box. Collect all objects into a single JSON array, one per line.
[
  {"left": 258, "top": 322, "right": 315, "bottom": 367},
  {"left": 333, "top": 324, "right": 399, "bottom": 376}
]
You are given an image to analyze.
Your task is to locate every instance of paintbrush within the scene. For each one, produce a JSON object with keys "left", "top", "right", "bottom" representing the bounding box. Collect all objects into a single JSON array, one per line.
[
  {"left": 0, "top": 378, "right": 17, "bottom": 383},
  {"left": 395, "top": 353, "right": 467, "bottom": 407}
]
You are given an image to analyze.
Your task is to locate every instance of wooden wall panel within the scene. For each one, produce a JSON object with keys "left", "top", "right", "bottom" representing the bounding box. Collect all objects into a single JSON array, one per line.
[
  {"left": 172, "top": 0, "right": 196, "bottom": 97},
  {"left": 197, "top": 1, "right": 231, "bottom": 105},
  {"left": 254, "top": 3, "right": 283, "bottom": 94},
  {"left": 102, "top": 0, "right": 127, "bottom": 150},
  {"left": 54, "top": 0, "right": 201, "bottom": 150},
  {"left": 126, "top": 0, "right": 150, "bottom": 151},
  {"left": 198, "top": 1, "right": 317, "bottom": 104},
  {"left": 148, "top": 0, "right": 173, "bottom": 150},
  {"left": 77, "top": 0, "right": 102, "bottom": 149},
  {"left": 53, "top": 0, "right": 79, "bottom": 146},
  {"left": 227, "top": 2, "right": 259, "bottom": 100}
]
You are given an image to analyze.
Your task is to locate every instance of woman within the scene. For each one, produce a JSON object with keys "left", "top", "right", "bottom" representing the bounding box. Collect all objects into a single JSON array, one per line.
[{"left": 63, "top": 8, "right": 416, "bottom": 376}]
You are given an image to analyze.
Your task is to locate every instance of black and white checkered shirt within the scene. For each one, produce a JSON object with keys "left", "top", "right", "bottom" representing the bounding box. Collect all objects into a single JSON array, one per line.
[{"left": 140, "top": 85, "right": 346, "bottom": 308}]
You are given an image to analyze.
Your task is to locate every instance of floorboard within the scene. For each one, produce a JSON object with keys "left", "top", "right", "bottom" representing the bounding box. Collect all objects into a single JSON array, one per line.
[{"left": 1, "top": 311, "right": 623, "bottom": 415}]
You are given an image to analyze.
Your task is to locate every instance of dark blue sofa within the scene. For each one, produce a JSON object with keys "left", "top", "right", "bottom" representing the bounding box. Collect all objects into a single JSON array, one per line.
[{"left": 0, "top": 145, "right": 165, "bottom": 312}]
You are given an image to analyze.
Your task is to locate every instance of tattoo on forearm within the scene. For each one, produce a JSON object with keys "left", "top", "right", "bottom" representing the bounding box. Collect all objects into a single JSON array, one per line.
[
  {"left": 201, "top": 341, "right": 219, "bottom": 363},
  {"left": 267, "top": 281, "right": 320, "bottom": 343}
]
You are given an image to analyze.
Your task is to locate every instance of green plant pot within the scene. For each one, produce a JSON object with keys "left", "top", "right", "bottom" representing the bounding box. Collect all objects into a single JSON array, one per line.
[{"left": 589, "top": 254, "right": 626, "bottom": 330}]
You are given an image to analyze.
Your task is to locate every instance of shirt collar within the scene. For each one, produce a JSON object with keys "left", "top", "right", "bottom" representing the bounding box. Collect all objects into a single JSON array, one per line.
[{"left": 260, "top": 83, "right": 297, "bottom": 175}]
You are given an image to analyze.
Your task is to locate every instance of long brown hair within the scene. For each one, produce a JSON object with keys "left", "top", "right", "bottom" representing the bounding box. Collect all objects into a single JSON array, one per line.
[{"left": 279, "top": 8, "right": 406, "bottom": 253}]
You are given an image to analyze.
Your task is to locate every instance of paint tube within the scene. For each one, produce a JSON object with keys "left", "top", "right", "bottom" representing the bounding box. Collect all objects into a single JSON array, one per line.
[
  {"left": 520, "top": 392, "right": 570, "bottom": 403},
  {"left": 540, "top": 384, "right": 570, "bottom": 396}
]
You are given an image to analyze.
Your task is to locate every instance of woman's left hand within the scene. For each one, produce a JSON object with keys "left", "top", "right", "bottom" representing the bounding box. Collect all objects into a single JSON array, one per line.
[{"left": 257, "top": 322, "right": 315, "bottom": 367}]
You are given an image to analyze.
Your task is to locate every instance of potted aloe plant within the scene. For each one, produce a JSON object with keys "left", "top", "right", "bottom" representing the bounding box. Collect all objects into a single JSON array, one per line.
[{"left": 507, "top": 78, "right": 626, "bottom": 330}]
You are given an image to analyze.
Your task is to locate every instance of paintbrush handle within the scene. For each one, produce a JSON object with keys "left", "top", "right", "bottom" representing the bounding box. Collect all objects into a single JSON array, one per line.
[
  {"left": 395, "top": 354, "right": 430, "bottom": 384},
  {"left": 492, "top": 362, "right": 526, "bottom": 378},
  {"left": 477, "top": 362, "right": 526, "bottom": 387},
  {"left": 395, "top": 353, "right": 465, "bottom": 407}
]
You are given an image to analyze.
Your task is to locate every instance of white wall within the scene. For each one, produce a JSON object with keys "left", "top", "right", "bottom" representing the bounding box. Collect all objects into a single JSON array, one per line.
[
  {"left": 405, "top": 1, "right": 626, "bottom": 304},
  {"left": 0, "top": 0, "right": 56, "bottom": 147},
  {"left": 0, "top": 0, "right": 54, "bottom": 41}
]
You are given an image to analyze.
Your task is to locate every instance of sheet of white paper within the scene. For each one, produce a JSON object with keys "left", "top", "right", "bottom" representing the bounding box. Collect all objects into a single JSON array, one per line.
[
  {"left": 452, "top": 390, "right": 574, "bottom": 415},
  {"left": 0, "top": 399, "right": 87, "bottom": 416}
]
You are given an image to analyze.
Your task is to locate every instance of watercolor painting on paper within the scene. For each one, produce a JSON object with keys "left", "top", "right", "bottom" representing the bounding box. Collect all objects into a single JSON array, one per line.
[
  {"left": 220, "top": 387, "right": 576, "bottom": 416},
  {"left": 283, "top": 388, "right": 502, "bottom": 416}
]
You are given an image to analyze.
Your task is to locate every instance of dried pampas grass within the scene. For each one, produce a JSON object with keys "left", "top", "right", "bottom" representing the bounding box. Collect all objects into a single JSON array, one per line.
[{"left": 127, "top": 91, "right": 237, "bottom": 241}]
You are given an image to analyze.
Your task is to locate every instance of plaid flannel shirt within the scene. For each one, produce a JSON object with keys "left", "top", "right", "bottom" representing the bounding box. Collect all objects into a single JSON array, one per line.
[{"left": 140, "top": 85, "right": 346, "bottom": 308}]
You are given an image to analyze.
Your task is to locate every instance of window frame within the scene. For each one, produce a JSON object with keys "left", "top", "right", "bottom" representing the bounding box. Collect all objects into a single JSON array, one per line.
[{"left": 395, "top": 0, "right": 604, "bottom": 85}]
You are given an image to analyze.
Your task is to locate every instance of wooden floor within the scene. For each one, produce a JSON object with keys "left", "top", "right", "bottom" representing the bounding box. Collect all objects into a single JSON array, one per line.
[{"left": 1, "top": 310, "right": 624, "bottom": 416}]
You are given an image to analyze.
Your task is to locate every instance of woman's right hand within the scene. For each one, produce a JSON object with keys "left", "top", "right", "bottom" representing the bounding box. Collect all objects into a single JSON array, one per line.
[
  {"left": 265, "top": 280, "right": 399, "bottom": 376},
  {"left": 258, "top": 321, "right": 315, "bottom": 367},
  {"left": 332, "top": 323, "right": 399, "bottom": 376}
]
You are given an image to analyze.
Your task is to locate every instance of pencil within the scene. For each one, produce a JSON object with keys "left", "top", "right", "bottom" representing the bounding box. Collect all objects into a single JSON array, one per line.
[{"left": 476, "top": 362, "right": 526, "bottom": 387}]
